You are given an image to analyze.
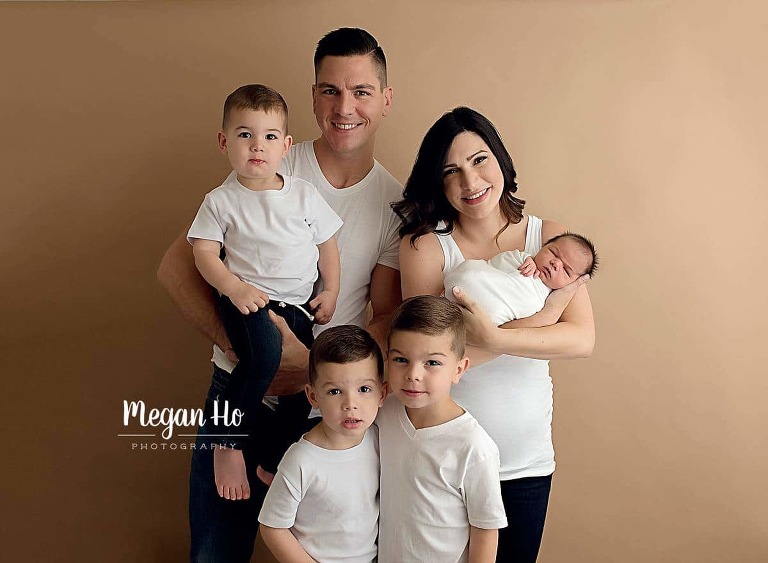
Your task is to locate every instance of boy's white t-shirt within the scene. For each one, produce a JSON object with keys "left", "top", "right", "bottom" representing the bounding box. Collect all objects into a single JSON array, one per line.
[
  {"left": 444, "top": 249, "right": 551, "bottom": 325},
  {"left": 187, "top": 171, "right": 342, "bottom": 305},
  {"left": 212, "top": 141, "right": 402, "bottom": 371},
  {"left": 258, "top": 428, "right": 380, "bottom": 563},
  {"left": 377, "top": 396, "right": 507, "bottom": 563}
]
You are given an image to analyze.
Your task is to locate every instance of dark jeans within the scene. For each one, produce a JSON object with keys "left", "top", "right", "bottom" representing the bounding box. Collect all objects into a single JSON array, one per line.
[
  {"left": 497, "top": 474, "right": 553, "bottom": 563},
  {"left": 218, "top": 297, "right": 313, "bottom": 463},
  {"left": 189, "top": 365, "right": 321, "bottom": 563}
]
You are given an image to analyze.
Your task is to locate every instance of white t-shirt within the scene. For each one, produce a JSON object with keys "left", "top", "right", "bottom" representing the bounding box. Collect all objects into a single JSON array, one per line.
[
  {"left": 212, "top": 141, "right": 402, "bottom": 371},
  {"left": 258, "top": 428, "right": 380, "bottom": 563},
  {"left": 377, "top": 396, "right": 507, "bottom": 563},
  {"left": 444, "top": 249, "right": 551, "bottom": 325},
  {"left": 187, "top": 171, "right": 342, "bottom": 304}
]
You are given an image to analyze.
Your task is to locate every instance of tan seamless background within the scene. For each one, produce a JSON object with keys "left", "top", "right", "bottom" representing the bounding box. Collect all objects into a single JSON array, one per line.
[{"left": 1, "top": 1, "right": 766, "bottom": 561}]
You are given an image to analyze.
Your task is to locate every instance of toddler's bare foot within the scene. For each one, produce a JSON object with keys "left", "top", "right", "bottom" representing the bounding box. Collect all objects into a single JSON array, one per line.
[
  {"left": 214, "top": 447, "right": 251, "bottom": 500},
  {"left": 256, "top": 464, "right": 275, "bottom": 486}
]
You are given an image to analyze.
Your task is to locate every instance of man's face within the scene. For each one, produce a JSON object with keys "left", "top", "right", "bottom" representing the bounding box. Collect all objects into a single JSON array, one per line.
[{"left": 312, "top": 55, "right": 393, "bottom": 155}]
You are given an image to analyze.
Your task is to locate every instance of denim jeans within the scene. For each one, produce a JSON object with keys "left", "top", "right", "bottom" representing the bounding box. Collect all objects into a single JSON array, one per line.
[
  {"left": 217, "top": 298, "right": 314, "bottom": 450},
  {"left": 497, "top": 474, "right": 553, "bottom": 563},
  {"left": 189, "top": 300, "right": 315, "bottom": 563}
]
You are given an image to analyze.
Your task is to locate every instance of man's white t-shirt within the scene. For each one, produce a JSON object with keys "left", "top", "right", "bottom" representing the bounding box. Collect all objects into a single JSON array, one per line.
[{"left": 212, "top": 141, "right": 402, "bottom": 370}]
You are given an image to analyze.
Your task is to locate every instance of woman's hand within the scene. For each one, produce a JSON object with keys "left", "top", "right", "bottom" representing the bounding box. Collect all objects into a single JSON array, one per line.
[{"left": 451, "top": 286, "right": 499, "bottom": 348}]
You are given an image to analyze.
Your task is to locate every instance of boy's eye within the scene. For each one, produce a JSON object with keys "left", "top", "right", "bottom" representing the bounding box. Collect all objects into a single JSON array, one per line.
[
  {"left": 327, "top": 389, "right": 341, "bottom": 396},
  {"left": 426, "top": 360, "right": 442, "bottom": 367},
  {"left": 237, "top": 132, "right": 252, "bottom": 138},
  {"left": 391, "top": 357, "right": 408, "bottom": 364},
  {"left": 360, "top": 385, "right": 372, "bottom": 393},
  {"left": 266, "top": 134, "right": 278, "bottom": 141}
]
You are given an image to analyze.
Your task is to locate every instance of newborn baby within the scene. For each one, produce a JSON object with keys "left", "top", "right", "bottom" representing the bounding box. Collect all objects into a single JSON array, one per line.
[{"left": 445, "top": 233, "right": 597, "bottom": 326}]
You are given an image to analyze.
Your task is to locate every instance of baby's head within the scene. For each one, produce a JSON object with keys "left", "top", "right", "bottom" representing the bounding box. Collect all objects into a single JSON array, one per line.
[
  {"left": 306, "top": 325, "right": 386, "bottom": 440},
  {"left": 386, "top": 296, "right": 469, "bottom": 412},
  {"left": 534, "top": 233, "right": 599, "bottom": 290},
  {"left": 218, "top": 84, "right": 292, "bottom": 186}
]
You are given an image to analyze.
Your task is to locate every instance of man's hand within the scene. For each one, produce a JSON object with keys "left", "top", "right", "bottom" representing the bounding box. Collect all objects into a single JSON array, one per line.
[
  {"left": 227, "top": 281, "right": 269, "bottom": 315},
  {"left": 309, "top": 290, "right": 337, "bottom": 325},
  {"left": 266, "top": 311, "right": 311, "bottom": 395}
]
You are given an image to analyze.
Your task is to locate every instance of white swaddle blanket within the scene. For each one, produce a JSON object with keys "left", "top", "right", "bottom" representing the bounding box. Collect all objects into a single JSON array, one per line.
[{"left": 444, "top": 249, "right": 551, "bottom": 325}]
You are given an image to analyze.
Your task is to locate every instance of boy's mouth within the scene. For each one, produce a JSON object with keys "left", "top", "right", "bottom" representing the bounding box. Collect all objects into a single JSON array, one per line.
[{"left": 342, "top": 418, "right": 363, "bottom": 429}]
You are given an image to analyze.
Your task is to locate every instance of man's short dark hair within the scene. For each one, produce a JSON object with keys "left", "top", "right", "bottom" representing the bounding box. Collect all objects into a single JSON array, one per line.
[
  {"left": 309, "top": 325, "right": 384, "bottom": 385},
  {"left": 314, "top": 27, "right": 387, "bottom": 88},
  {"left": 388, "top": 295, "right": 466, "bottom": 356}
]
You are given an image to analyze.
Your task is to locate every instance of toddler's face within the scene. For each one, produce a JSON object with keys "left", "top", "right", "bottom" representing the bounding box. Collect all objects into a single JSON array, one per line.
[
  {"left": 306, "top": 357, "right": 385, "bottom": 447},
  {"left": 534, "top": 237, "right": 591, "bottom": 290},
  {"left": 218, "top": 108, "right": 291, "bottom": 189}
]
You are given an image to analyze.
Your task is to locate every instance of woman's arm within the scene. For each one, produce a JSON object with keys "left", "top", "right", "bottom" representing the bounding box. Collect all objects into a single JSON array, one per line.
[
  {"left": 399, "top": 235, "right": 500, "bottom": 367},
  {"left": 453, "top": 218, "right": 595, "bottom": 360}
]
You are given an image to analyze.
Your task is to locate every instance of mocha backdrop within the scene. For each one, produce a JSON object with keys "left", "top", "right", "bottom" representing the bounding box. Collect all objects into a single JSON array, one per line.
[{"left": 1, "top": 1, "right": 766, "bottom": 562}]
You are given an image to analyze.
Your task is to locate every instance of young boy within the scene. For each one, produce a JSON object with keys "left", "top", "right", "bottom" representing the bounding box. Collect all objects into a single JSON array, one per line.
[
  {"left": 378, "top": 295, "right": 507, "bottom": 563},
  {"left": 187, "top": 84, "right": 343, "bottom": 501},
  {"left": 258, "top": 325, "right": 387, "bottom": 563},
  {"left": 445, "top": 232, "right": 598, "bottom": 326}
]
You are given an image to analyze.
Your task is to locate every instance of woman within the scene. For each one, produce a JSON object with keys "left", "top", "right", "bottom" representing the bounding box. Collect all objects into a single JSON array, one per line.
[{"left": 392, "top": 107, "right": 594, "bottom": 562}]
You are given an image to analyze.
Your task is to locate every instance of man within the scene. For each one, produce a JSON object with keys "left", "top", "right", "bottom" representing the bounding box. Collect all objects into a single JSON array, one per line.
[{"left": 157, "top": 28, "right": 402, "bottom": 562}]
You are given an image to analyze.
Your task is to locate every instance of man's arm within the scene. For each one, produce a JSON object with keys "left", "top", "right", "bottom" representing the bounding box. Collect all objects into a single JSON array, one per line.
[
  {"left": 157, "top": 230, "right": 231, "bottom": 350},
  {"left": 366, "top": 263, "right": 402, "bottom": 352}
]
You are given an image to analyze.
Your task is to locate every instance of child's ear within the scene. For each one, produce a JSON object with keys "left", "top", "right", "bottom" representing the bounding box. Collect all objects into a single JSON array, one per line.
[
  {"left": 452, "top": 357, "right": 470, "bottom": 385},
  {"left": 282, "top": 134, "right": 293, "bottom": 157},
  {"left": 217, "top": 131, "right": 228, "bottom": 153},
  {"left": 379, "top": 381, "right": 389, "bottom": 405},
  {"left": 305, "top": 384, "right": 320, "bottom": 409}
]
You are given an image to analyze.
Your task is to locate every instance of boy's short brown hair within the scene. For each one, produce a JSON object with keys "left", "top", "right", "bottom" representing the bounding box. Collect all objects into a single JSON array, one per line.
[
  {"left": 309, "top": 325, "right": 384, "bottom": 385},
  {"left": 222, "top": 84, "right": 288, "bottom": 130},
  {"left": 388, "top": 295, "right": 466, "bottom": 356}
]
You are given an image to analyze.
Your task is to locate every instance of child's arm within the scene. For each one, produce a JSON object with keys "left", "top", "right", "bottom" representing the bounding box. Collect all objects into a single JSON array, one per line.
[
  {"left": 468, "top": 526, "right": 499, "bottom": 563},
  {"left": 308, "top": 236, "right": 340, "bottom": 325},
  {"left": 191, "top": 238, "right": 269, "bottom": 314},
  {"left": 260, "top": 526, "right": 317, "bottom": 563},
  {"left": 517, "top": 255, "right": 541, "bottom": 279}
]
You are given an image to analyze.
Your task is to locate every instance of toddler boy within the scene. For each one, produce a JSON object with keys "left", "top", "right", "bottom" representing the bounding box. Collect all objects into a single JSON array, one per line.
[{"left": 258, "top": 325, "right": 386, "bottom": 563}]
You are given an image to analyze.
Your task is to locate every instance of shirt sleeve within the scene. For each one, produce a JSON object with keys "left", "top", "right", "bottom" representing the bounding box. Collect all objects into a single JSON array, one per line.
[
  {"left": 377, "top": 206, "right": 401, "bottom": 271},
  {"left": 308, "top": 184, "right": 343, "bottom": 245},
  {"left": 462, "top": 448, "right": 508, "bottom": 530},
  {"left": 257, "top": 450, "right": 303, "bottom": 529},
  {"left": 187, "top": 192, "right": 225, "bottom": 245}
]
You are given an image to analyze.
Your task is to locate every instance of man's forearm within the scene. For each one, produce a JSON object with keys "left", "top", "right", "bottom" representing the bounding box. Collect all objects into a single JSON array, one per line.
[{"left": 157, "top": 231, "right": 230, "bottom": 349}]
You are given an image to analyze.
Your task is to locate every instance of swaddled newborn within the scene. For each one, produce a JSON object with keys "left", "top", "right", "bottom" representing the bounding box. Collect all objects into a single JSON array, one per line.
[{"left": 444, "top": 250, "right": 550, "bottom": 326}]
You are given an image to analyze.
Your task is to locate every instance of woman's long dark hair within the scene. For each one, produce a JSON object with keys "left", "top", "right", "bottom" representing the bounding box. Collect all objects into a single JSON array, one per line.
[{"left": 392, "top": 107, "right": 525, "bottom": 245}]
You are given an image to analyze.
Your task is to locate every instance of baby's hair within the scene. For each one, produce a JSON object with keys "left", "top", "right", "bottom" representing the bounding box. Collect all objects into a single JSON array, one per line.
[
  {"left": 309, "top": 325, "right": 384, "bottom": 385},
  {"left": 222, "top": 84, "right": 288, "bottom": 130},
  {"left": 543, "top": 232, "right": 599, "bottom": 278},
  {"left": 388, "top": 295, "right": 466, "bottom": 356}
]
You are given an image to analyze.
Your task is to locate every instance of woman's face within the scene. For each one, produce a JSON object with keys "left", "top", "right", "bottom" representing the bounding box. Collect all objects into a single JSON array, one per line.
[{"left": 442, "top": 131, "right": 505, "bottom": 220}]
